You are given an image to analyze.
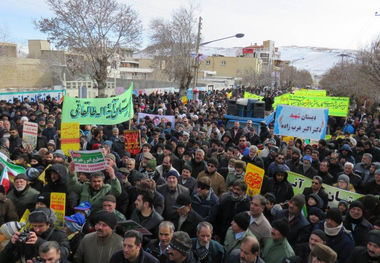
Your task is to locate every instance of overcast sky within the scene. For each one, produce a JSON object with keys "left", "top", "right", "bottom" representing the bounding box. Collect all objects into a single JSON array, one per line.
[{"left": 1, "top": 0, "right": 379, "bottom": 50}]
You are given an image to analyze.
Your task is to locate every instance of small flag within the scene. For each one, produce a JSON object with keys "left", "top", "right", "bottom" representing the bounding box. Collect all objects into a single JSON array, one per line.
[
  {"left": 0, "top": 166, "right": 10, "bottom": 194},
  {"left": 58, "top": 96, "right": 64, "bottom": 105},
  {"left": 302, "top": 204, "right": 308, "bottom": 218},
  {"left": 0, "top": 155, "right": 26, "bottom": 181}
]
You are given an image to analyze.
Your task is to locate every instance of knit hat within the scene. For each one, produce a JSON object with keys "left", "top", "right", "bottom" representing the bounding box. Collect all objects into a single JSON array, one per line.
[
  {"left": 170, "top": 231, "right": 192, "bottom": 256},
  {"left": 29, "top": 207, "right": 51, "bottom": 223},
  {"left": 308, "top": 207, "right": 325, "bottom": 220},
  {"left": 25, "top": 167, "right": 41, "bottom": 180},
  {"left": 292, "top": 147, "right": 301, "bottom": 156},
  {"left": 65, "top": 213, "right": 85, "bottom": 233},
  {"left": 47, "top": 140, "right": 56, "bottom": 146},
  {"left": 349, "top": 200, "right": 364, "bottom": 211},
  {"left": 146, "top": 159, "right": 157, "bottom": 170},
  {"left": 95, "top": 210, "right": 117, "bottom": 229},
  {"left": 337, "top": 174, "right": 350, "bottom": 185},
  {"left": 14, "top": 174, "right": 29, "bottom": 181},
  {"left": 0, "top": 221, "right": 25, "bottom": 239},
  {"left": 105, "top": 153, "right": 115, "bottom": 162},
  {"left": 233, "top": 212, "right": 250, "bottom": 231},
  {"left": 173, "top": 194, "right": 191, "bottom": 209},
  {"left": 36, "top": 192, "right": 51, "bottom": 207},
  {"left": 166, "top": 170, "right": 179, "bottom": 180},
  {"left": 326, "top": 208, "right": 342, "bottom": 225},
  {"left": 53, "top": 150, "right": 66, "bottom": 159},
  {"left": 310, "top": 243, "right": 337, "bottom": 263},
  {"left": 303, "top": 155, "right": 312, "bottom": 163},
  {"left": 271, "top": 219, "right": 290, "bottom": 238},
  {"left": 367, "top": 230, "right": 380, "bottom": 246},
  {"left": 182, "top": 165, "right": 192, "bottom": 173},
  {"left": 311, "top": 229, "right": 328, "bottom": 242},
  {"left": 234, "top": 160, "right": 246, "bottom": 170},
  {"left": 142, "top": 152, "right": 154, "bottom": 160},
  {"left": 103, "top": 194, "right": 116, "bottom": 203},
  {"left": 267, "top": 139, "right": 276, "bottom": 145},
  {"left": 290, "top": 194, "right": 305, "bottom": 210},
  {"left": 207, "top": 158, "right": 219, "bottom": 168}
]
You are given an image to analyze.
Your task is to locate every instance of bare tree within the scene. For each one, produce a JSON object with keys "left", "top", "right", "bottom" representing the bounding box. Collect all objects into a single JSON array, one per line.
[
  {"left": 237, "top": 67, "right": 272, "bottom": 88},
  {"left": 35, "top": 0, "right": 142, "bottom": 97},
  {"left": 147, "top": 6, "right": 197, "bottom": 96}
]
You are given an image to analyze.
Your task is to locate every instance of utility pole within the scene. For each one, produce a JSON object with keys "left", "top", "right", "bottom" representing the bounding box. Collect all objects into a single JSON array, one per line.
[{"left": 192, "top": 17, "right": 202, "bottom": 90}]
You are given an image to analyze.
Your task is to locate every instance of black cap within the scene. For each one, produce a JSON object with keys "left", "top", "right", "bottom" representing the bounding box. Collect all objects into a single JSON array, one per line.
[{"left": 173, "top": 194, "right": 191, "bottom": 209}]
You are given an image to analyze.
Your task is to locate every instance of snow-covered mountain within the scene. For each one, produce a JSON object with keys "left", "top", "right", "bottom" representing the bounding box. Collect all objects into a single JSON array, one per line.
[{"left": 199, "top": 45, "right": 357, "bottom": 78}]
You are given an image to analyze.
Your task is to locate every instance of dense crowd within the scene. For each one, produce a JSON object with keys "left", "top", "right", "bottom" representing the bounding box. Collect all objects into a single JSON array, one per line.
[{"left": 0, "top": 88, "right": 379, "bottom": 263}]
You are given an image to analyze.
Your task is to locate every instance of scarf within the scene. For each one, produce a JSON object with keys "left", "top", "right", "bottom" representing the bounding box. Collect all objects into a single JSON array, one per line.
[{"left": 324, "top": 222, "right": 343, "bottom": 237}]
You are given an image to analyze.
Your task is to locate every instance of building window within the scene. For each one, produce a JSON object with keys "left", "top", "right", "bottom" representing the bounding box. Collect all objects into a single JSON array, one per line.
[
  {"left": 221, "top": 60, "right": 226, "bottom": 66},
  {"left": 206, "top": 60, "right": 210, "bottom": 65}
]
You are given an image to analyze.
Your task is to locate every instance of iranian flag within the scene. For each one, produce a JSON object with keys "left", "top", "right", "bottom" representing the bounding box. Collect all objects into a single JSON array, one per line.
[
  {"left": 0, "top": 166, "right": 10, "bottom": 194},
  {"left": 0, "top": 153, "right": 26, "bottom": 182}
]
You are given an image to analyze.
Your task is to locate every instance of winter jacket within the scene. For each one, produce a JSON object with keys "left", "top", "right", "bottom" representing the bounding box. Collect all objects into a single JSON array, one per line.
[
  {"left": 197, "top": 170, "right": 227, "bottom": 197},
  {"left": 248, "top": 212, "right": 272, "bottom": 246},
  {"left": 242, "top": 155, "right": 264, "bottom": 169},
  {"left": 157, "top": 183, "right": 190, "bottom": 221},
  {"left": 343, "top": 215, "right": 373, "bottom": 246},
  {"left": 261, "top": 238, "right": 295, "bottom": 263},
  {"left": 7, "top": 185, "right": 40, "bottom": 217},
  {"left": 0, "top": 192, "right": 18, "bottom": 225},
  {"left": 339, "top": 144, "right": 356, "bottom": 165},
  {"left": 145, "top": 238, "right": 169, "bottom": 263},
  {"left": 179, "top": 176, "right": 198, "bottom": 194},
  {"left": 346, "top": 246, "right": 373, "bottom": 263},
  {"left": 224, "top": 227, "right": 256, "bottom": 257},
  {"left": 191, "top": 189, "right": 219, "bottom": 223},
  {"left": 188, "top": 159, "right": 207, "bottom": 179},
  {"left": 74, "top": 232, "right": 123, "bottom": 263},
  {"left": 173, "top": 208, "right": 203, "bottom": 238},
  {"left": 131, "top": 208, "right": 163, "bottom": 238},
  {"left": 67, "top": 231, "right": 84, "bottom": 262},
  {"left": 66, "top": 171, "right": 122, "bottom": 213},
  {"left": 191, "top": 238, "right": 225, "bottom": 263},
  {"left": 111, "top": 249, "right": 159, "bottom": 263},
  {"left": 302, "top": 187, "right": 329, "bottom": 210},
  {"left": 260, "top": 173, "right": 294, "bottom": 204}
]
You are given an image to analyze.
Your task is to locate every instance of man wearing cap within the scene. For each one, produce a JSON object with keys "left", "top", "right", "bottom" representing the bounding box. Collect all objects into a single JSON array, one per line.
[
  {"left": 320, "top": 208, "right": 354, "bottom": 263},
  {"left": 348, "top": 229, "right": 380, "bottom": 263},
  {"left": 363, "top": 168, "right": 380, "bottom": 195},
  {"left": 7, "top": 173, "right": 40, "bottom": 217},
  {"left": 294, "top": 229, "right": 327, "bottom": 263},
  {"left": 179, "top": 165, "right": 197, "bottom": 194},
  {"left": 136, "top": 143, "right": 153, "bottom": 170},
  {"left": 168, "top": 231, "right": 199, "bottom": 263},
  {"left": 74, "top": 211, "right": 122, "bottom": 263},
  {"left": 67, "top": 161, "right": 122, "bottom": 212},
  {"left": 157, "top": 170, "right": 189, "bottom": 221},
  {"left": 285, "top": 147, "right": 303, "bottom": 174},
  {"left": 302, "top": 176, "right": 329, "bottom": 211},
  {"left": 343, "top": 200, "right": 373, "bottom": 246},
  {"left": 103, "top": 194, "right": 126, "bottom": 222},
  {"left": 262, "top": 219, "right": 295, "bottom": 263},
  {"left": 132, "top": 190, "right": 163, "bottom": 238},
  {"left": 301, "top": 155, "right": 318, "bottom": 179},
  {"left": 64, "top": 213, "right": 85, "bottom": 262},
  {"left": 197, "top": 158, "right": 226, "bottom": 197},
  {"left": 0, "top": 207, "right": 70, "bottom": 262},
  {"left": 110, "top": 230, "right": 159, "bottom": 263},
  {"left": 224, "top": 212, "right": 256, "bottom": 258},
  {"left": 190, "top": 176, "right": 219, "bottom": 223},
  {"left": 173, "top": 194, "right": 203, "bottom": 238}
]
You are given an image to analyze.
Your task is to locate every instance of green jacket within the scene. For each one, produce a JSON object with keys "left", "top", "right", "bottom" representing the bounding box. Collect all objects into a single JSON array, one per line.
[
  {"left": 7, "top": 185, "right": 40, "bottom": 217},
  {"left": 224, "top": 227, "right": 256, "bottom": 256},
  {"left": 66, "top": 172, "right": 121, "bottom": 212},
  {"left": 262, "top": 238, "right": 295, "bottom": 263}
]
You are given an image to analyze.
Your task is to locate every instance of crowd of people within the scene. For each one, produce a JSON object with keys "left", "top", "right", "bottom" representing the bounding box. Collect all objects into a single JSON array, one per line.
[{"left": 0, "top": 88, "right": 379, "bottom": 263}]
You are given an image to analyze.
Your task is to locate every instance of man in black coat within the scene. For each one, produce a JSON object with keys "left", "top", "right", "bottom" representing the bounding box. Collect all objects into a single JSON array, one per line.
[
  {"left": 302, "top": 176, "right": 329, "bottom": 210},
  {"left": 347, "top": 229, "right": 380, "bottom": 263}
]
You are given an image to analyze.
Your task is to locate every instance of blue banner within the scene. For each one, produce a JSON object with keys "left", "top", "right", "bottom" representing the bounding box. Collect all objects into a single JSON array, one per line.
[
  {"left": 186, "top": 89, "right": 193, "bottom": 100},
  {"left": 274, "top": 105, "right": 328, "bottom": 140}
]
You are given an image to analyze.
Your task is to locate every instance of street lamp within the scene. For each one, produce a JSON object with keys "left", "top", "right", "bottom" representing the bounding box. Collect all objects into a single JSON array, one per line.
[{"left": 193, "top": 33, "right": 245, "bottom": 89}]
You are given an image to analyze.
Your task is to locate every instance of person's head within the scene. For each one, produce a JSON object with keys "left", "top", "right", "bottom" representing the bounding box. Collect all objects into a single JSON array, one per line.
[
  {"left": 105, "top": 153, "right": 116, "bottom": 167},
  {"left": 239, "top": 135, "right": 247, "bottom": 147},
  {"left": 168, "top": 231, "right": 192, "bottom": 263},
  {"left": 309, "top": 230, "right": 327, "bottom": 250},
  {"left": 94, "top": 211, "right": 117, "bottom": 238},
  {"left": 362, "top": 153, "right": 373, "bottom": 166},
  {"left": 329, "top": 152, "right": 339, "bottom": 164},
  {"left": 311, "top": 176, "right": 323, "bottom": 191},
  {"left": 197, "top": 177, "right": 211, "bottom": 198},
  {"left": 13, "top": 174, "right": 29, "bottom": 192},
  {"left": 250, "top": 195, "right": 266, "bottom": 217},
  {"left": 240, "top": 236, "right": 260, "bottom": 263},
  {"left": 291, "top": 147, "right": 301, "bottom": 161},
  {"left": 343, "top": 162, "right": 354, "bottom": 175},
  {"left": 175, "top": 194, "right": 192, "bottom": 217},
  {"left": 64, "top": 213, "right": 85, "bottom": 235},
  {"left": 28, "top": 208, "right": 52, "bottom": 236},
  {"left": 126, "top": 158, "right": 135, "bottom": 171},
  {"left": 275, "top": 153, "right": 285, "bottom": 164},
  {"left": 319, "top": 161, "right": 329, "bottom": 173},
  {"left": 337, "top": 174, "right": 350, "bottom": 190},
  {"left": 102, "top": 194, "right": 117, "bottom": 213},
  {"left": 275, "top": 168, "right": 288, "bottom": 182},
  {"left": 310, "top": 243, "right": 337, "bottom": 263},
  {"left": 325, "top": 208, "right": 342, "bottom": 228},
  {"left": 234, "top": 160, "right": 246, "bottom": 175},
  {"left": 162, "top": 155, "right": 172, "bottom": 170},
  {"left": 166, "top": 170, "right": 179, "bottom": 190},
  {"left": 123, "top": 230, "right": 142, "bottom": 261},
  {"left": 35, "top": 192, "right": 51, "bottom": 209},
  {"left": 206, "top": 158, "right": 218, "bottom": 173},
  {"left": 194, "top": 149, "right": 205, "bottom": 163},
  {"left": 158, "top": 221, "right": 175, "bottom": 248},
  {"left": 288, "top": 194, "right": 305, "bottom": 216},
  {"left": 367, "top": 230, "right": 380, "bottom": 258},
  {"left": 196, "top": 222, "right": 213, "bottom": 247},
  {"left": 181, "top": 165, "right": 192, "bottom": 179},
  {"left": 39, "top": 241, "right": 61, "bottom": 263},
  {"left": 249, "top": 145, "right": 258, "bottom": 157},
  {"left": 271, "top": 219, "right": 289, "bottom": 241},
  {"left": 232, "top": 180, "right": 247, "bottom": 198},
  {"left": 90, "top": 173, "right": 105, "bottom": 191},
  {"left": 231, "top": 212, "right": 250, "bottom": 234},
  {"left": 303, "top": 155, "right": 312, "bottom": 166},
  {"left": 135, "top": 190, "right": 154, "bottom": 212},
  {"left": 375, "top": 169, "right": 380, "bottom": 185},
  {"left": 348, "top": 200, "right": 364, "bottom": 220}
]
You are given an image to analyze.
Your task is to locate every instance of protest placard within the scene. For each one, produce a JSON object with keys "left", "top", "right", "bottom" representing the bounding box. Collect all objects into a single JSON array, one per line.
[
  {"left": 294, "top": 89, "right": 326, "bottom": 97},
  {"left": 274, "top": 105, "right": 328, "bottom": 140},
  {"left": 244, "top": 163, "right": 265, "bottom": 196},
  {"left": 69, "top": 150, "right": 106, "bottom": 173},
  {"left": 22, "top": 122, "right": 38, "bottom": 150},
  {"left": 124, "top": 130, "right": 141, "bottom": 155},
  {"left": 137, "top": 113, "right": 175, "bottom": 129},
  {"left": 0, "top": 90, "right": 66, "bottom": 103},
  {"left": 50, "top": 193, "right": 66, "bottom": 229},
  {"left": 60, "top": 122, "right": 80, "bottom": 156},
  {"left": 62, "top": 83, "right": 134, "bottom": 125},
  {"left": 287, "top": 171, "right": 363, "bottom": 208},
  {"left": 243, "top": 92, "right": 264, "bottom": 100}
]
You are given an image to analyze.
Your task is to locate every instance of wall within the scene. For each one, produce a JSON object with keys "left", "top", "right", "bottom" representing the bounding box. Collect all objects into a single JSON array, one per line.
[{"left": 199, "top": 56, "right": 261, "bottom": 77}]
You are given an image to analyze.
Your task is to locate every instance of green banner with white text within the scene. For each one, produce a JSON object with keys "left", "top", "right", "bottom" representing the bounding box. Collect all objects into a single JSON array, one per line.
[{"left": 62, "top": 84, "right": 134, "bottom": 125}]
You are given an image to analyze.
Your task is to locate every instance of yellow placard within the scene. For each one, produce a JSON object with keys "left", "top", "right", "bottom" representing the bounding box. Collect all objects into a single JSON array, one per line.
[
  {"left": 50, "top": 193, "right": 66, "bottom": 229},
  {"left": 38, "top": 164, "right": 51, "bottom": 185},
  {"left": 244, "top": 91, "right": 263, "bottom": 100},
  {"left": 244, "top": 163, "right": 265, "bottom": 196},
  {"left": 294, "top": 89, "right": 326, "bottom": 97},
  {"left": 282, "top": 136, "right": 294, "bottom": 143},
  {"left": 61, "top": 122, "right": 80, "bottom": 156},
  {"left": 273, "top": 93, "right": 290, "bottom": 109},
  {"left": 181, "top": 96, "right": 188, "bottom": 105},
  {"left": 227, "top": 92, "right": 232, "bottom": 99}
]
